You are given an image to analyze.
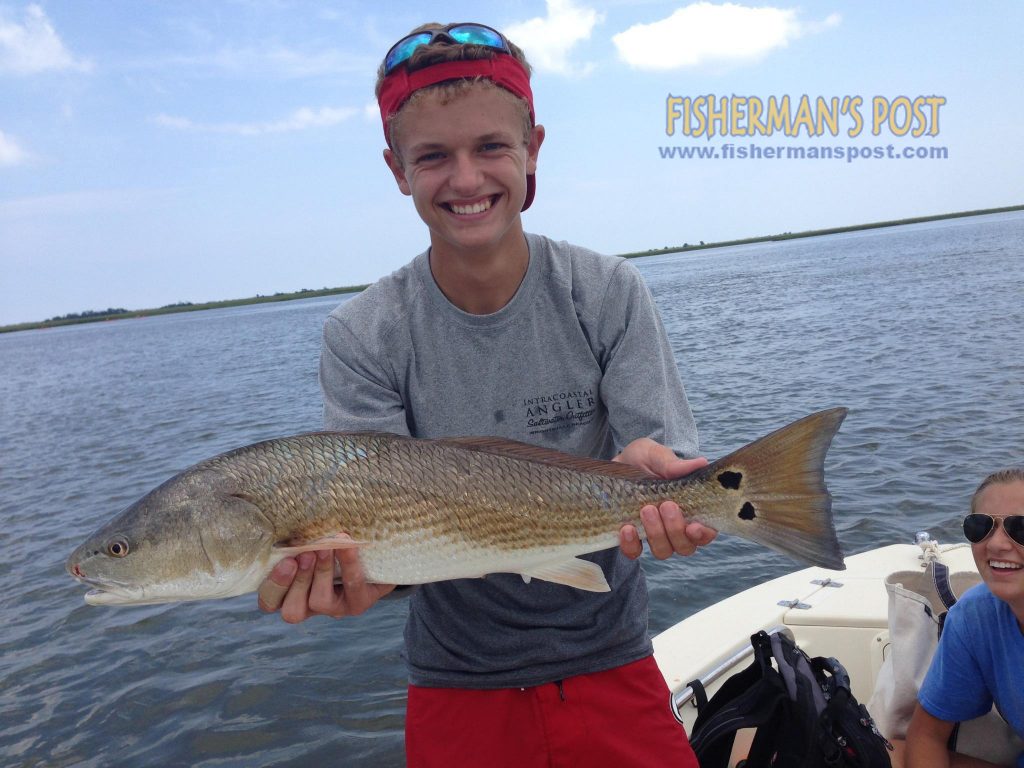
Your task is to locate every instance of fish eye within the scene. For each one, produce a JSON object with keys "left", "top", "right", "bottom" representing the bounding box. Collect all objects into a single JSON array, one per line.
[{"left": 107, "top": 538, "right": 130, "bottom": 558}]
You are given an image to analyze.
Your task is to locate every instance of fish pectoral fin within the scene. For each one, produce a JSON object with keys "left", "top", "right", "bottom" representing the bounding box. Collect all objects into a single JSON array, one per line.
[
  {"left": 518, "top": 558, "right": 611, "bottom": 593},
  {"left": 274, "top": 532, "right": 366, "bottom": 554}
]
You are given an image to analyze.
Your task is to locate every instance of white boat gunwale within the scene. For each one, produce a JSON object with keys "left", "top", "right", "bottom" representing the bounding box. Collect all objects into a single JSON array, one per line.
[{"left": 654, "top": 535, "right": 977, "bottom": 740}]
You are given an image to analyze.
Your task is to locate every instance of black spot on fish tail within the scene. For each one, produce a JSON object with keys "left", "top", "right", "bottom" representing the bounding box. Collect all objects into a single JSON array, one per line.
[
  {"left": 738, "top": 502, "right": 756, "bottom": 521},
  {"left": 717, "top": 471, "right": 743, "bottom": 490}
]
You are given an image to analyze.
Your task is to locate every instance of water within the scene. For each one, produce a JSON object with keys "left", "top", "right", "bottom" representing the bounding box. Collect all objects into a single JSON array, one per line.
[{"left": 1, "top": 212, "right": 1022, "bottom": 766}]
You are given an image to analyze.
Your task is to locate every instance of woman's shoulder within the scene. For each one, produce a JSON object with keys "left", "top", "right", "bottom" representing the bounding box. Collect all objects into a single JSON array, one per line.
[{"left": 950, "top": 582, "right": 1015, "bottom": 628}]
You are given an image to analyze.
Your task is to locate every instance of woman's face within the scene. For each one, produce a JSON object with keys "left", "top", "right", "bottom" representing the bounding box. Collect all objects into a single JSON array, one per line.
[{"left": 970, "top": 480, "right": 1024, "bottom": 624}]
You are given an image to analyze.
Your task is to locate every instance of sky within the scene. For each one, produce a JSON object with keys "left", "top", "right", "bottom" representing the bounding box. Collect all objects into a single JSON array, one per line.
[{"left": 1, "top": 0, "right": 1022, "bottom": 326}]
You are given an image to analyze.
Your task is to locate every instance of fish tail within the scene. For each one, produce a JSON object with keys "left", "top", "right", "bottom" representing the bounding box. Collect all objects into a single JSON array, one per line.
[{"left": 687, "top": 407, "right": 848, "bottom": 570}]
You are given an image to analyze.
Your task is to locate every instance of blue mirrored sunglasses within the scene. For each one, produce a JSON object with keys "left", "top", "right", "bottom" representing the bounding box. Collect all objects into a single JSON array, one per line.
[{"left": 384, "top": 23, "right": 510, "bottom": 74}]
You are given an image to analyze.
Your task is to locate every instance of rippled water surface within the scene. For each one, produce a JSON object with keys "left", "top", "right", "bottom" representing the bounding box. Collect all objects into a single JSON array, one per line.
[{"left": 2, "top": 213, "right": 1022, "bottom": 766}]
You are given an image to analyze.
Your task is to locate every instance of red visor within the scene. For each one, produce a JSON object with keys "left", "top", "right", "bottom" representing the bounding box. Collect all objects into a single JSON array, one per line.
[{"left": 378, "top": 54, "right": 537, "bottom": 211}]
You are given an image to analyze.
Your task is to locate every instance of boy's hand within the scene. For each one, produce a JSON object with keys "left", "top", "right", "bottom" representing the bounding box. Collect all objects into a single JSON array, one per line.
[
  {"left": 613, "top": 437, "right": 717, "bottom": 560},
  {"left": 257, "top": 548, "right": 396, "bottom": 623}
]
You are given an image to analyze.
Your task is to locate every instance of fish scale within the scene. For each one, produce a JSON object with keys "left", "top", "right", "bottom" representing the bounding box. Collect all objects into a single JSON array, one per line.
[{"left": 67, "top": 408, "right": 848, "bottom": 606}]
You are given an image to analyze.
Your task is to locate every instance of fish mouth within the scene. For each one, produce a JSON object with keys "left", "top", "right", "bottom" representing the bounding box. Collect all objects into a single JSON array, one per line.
[
  {"left": 77, "top": 582, "right": 141, "bottom": 604},
  {"left": 84, "top": 588, "right": 146, "bottom": 606},
  {"left": 67, "top": 564, "right": 147, "bottom": 605},
  {"left": 81, "top": 582, "right": 160, "bottom": 606}
]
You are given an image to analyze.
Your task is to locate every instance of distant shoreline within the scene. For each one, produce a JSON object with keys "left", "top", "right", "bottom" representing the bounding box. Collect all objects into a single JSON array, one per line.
[
  {"left": 614, "top": 203, "right": 1024, "bottom": 259},
  {"left": 3, "top": 203, "right": 1021, "bottom": 334},
  {"left": 0, "top": 286, "right": 370, "bottom": 335}
]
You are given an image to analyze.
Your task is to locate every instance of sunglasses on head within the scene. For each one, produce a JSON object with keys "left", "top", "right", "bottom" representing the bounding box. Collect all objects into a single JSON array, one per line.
[
  {"left": 963, "top": 513, "right": 1024, "bottom": 546},
  {"left": 384, "top": 23, "right": 511, "bottom": 75}
]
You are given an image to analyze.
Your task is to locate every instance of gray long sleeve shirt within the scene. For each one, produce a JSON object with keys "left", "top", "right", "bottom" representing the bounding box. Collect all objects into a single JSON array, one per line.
[{"left": 319, "top": 232, "right": 697, "bottom": 688}]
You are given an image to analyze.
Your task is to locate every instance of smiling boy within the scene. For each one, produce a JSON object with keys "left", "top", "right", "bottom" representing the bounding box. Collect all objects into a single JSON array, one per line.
[
  {"left": 905, "top": 468, "right": 1024, "bottom": 768},
  {"left": 258, "top": 22, "right": 714, "bottom": 766}
]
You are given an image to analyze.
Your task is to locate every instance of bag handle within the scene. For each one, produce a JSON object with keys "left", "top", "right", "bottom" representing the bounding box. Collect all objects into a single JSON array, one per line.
[
  {"left": 929, "top": 559, "right": 958, "bottom": 610},
  {"left": 686, "top": 678, "right": 709, "bottom": 712}
]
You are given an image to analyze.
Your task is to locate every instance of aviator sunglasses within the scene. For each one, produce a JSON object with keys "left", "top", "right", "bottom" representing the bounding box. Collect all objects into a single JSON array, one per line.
[
  {"left": 384, "top": 23, "right": 511, "bottom": 74},
  {"left": 963, "top": 513, "right": 1024, "bottom": 547}
]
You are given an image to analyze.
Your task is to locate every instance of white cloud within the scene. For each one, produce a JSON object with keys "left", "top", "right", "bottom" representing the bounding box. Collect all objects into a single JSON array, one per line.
[
  {"left": 805, "top": 12, "right": 842, "bottom": 35},
  {"left": 0, "top": 3, "right": 92, "bottom": 74},
  {"left": 0, "top": 129, "right": 29, "bottom": 166},
  {"left": 153, "top": 106, "right": 358, "bottom": 136},
  {"left": 613, "top": 2, "right": 840, "bottom": 71},
  {"left": 504, "top": 0, "right": 604, "bottom": 76}
]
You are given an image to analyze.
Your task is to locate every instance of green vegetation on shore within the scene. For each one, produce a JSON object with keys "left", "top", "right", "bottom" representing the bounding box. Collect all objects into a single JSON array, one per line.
[
  {"left": 1, "top": 286, "right": 368, "bottom": 335},
  {"left": 3, "top": 203, "right": 1021, "bottom": 334},
  {"left": 616, "top": 204, "right": 1024, "bottom": 259}
]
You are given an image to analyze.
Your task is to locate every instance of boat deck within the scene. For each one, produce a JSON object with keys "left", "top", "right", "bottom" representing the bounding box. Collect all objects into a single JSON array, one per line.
[{"left": 654, "top": 542, "right": 977, "bottom": 730}]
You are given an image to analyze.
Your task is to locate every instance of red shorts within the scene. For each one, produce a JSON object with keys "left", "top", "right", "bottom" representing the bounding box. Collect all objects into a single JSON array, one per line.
[{"left": 405, "top": 656, "right": 698, "bottom": 768}]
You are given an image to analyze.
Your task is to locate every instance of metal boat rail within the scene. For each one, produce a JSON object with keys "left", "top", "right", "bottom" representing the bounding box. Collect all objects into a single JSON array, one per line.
[{"left": 669, "top": 624, "right": 794, "bottom": 725}]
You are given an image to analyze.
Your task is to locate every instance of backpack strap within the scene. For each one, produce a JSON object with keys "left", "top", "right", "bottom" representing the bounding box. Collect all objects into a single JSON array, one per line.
[
  {"left": 814, "top": 656, "right": 854, "bottom": 764},
  {"left": 771, "top": 631, "right": 829, "bottom": 715},
  {"left": 687, "top": 677, "right": 709, "bottom": 712},
  {"left": 688, "top": 631, "right": 789, "bottom": 768}
]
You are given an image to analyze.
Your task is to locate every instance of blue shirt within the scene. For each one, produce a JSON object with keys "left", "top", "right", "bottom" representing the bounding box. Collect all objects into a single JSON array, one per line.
[{"left": 919, "top": 584, "right": 1024, "bottom": 768}]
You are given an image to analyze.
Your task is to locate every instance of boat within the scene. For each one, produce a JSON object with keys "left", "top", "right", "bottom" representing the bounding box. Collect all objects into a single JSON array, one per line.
[{"left": 652, "top": 534, "right": 978, "bottom": 764}]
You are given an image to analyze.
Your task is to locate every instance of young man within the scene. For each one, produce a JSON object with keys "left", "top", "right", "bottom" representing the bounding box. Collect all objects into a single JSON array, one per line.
[
  {"left": 258, "top": 23, "right": 716, "bottom": 766},
  {"left": 905, "top": 468, "right": 1024, "bottom": 768}
]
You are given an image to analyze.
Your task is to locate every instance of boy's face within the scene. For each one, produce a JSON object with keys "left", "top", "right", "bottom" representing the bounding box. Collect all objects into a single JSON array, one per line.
[
  {"left": 384, "top": 84, "right": 543, "bottom": 258},
  {"left": 971, "top": 480, "right": 1024, "bottom": 620}
]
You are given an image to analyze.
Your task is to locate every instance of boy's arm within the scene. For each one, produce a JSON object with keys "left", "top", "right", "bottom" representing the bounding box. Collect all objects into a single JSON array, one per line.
[
  {"left": 320, "top": 314, "right": 410, "bottom": 434},
  {"left": 594, "top": 262, "right": 698, "bottom": 460},
  {"left": 591, "top": 261, "right": 715, "bottom": 558},
  {"left": 614, "top": 437, "right": 717, "bottom": 559}
]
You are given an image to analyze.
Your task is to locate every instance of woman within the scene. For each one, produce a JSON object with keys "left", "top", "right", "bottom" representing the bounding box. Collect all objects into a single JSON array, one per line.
[{"left": 904, "top": 468, "right": 1024, "bottom": 768}]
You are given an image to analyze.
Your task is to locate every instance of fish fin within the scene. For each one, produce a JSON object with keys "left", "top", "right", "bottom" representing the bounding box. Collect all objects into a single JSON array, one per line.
[
  {"left": 442, "top": 436, "right": 655, "bottom": 481},
  {"left": 274, "top": 532, "right": 366, "bottom": 554},
  {"left": 691, "top": 407, "right": 848, "bottom": 571},
  {"left": 516, "top": 558, "right": 611, "bottom": 592}
]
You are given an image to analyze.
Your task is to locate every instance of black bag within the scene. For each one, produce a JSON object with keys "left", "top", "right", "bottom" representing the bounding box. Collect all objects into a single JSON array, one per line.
[{"left": 687, "top": 630, "right": 893, "bottom": 767}]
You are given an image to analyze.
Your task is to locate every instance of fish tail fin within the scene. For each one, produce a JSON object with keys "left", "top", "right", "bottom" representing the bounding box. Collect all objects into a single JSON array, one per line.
[{"left": 692, "top": 407, "right": 848, "bottom": 570}]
